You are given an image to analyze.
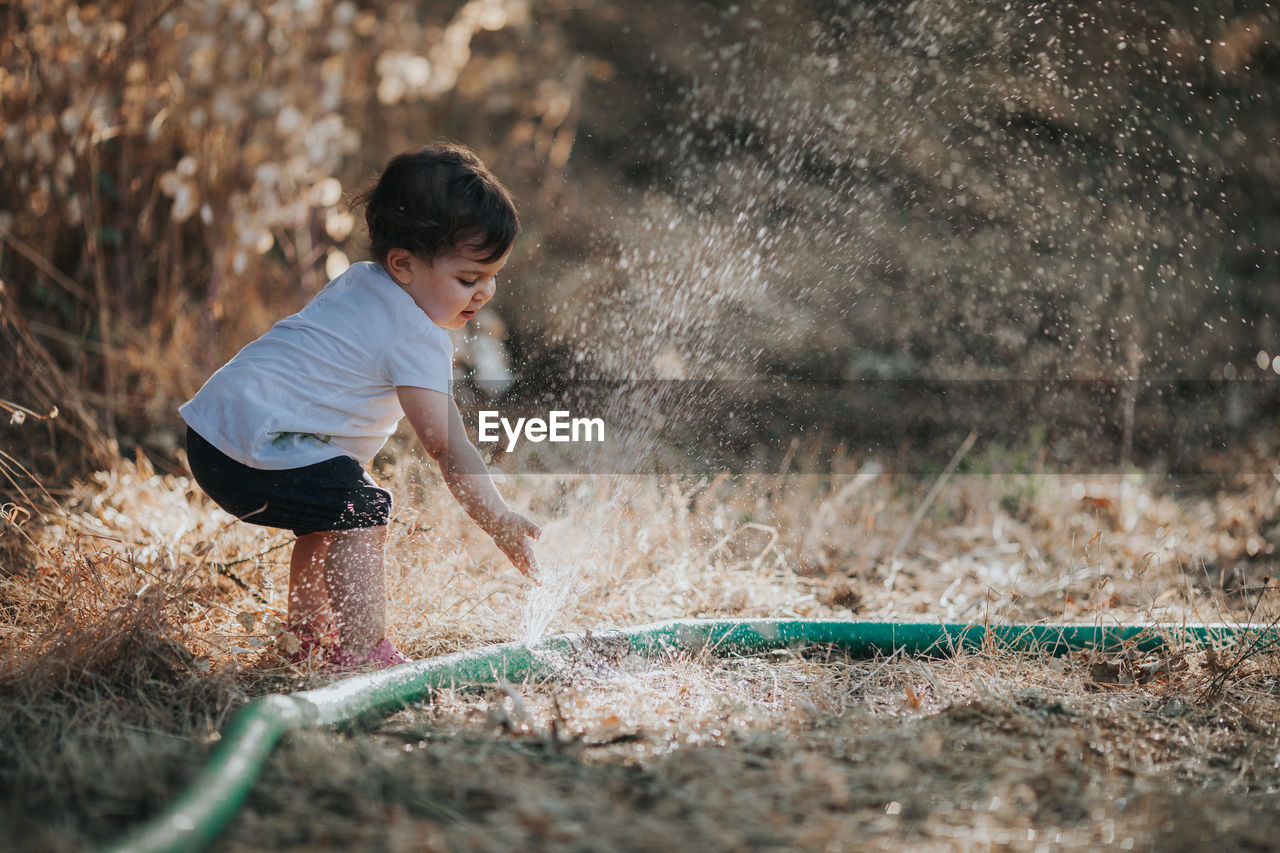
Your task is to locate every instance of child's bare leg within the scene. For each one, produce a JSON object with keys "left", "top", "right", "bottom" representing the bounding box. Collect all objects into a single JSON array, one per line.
[
  {"left": 288, "top": 532, "right": 334, "bottom": 635},
  {"left": 323, "top": 525, "right": 388, "bottom": 655}
]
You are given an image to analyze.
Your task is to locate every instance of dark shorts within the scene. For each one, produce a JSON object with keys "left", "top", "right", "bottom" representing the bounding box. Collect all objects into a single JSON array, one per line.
[{"left": 185, "top": 427, "right": 392, "bottom": 536}]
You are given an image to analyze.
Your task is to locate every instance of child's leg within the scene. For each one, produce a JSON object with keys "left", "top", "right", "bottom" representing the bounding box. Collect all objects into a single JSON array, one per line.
[
  {"left": 323, "top": 525, "right": 388, "bottom": 655},
  {"left": 288, "top": 532, "right": 334, "bottom": 636}
]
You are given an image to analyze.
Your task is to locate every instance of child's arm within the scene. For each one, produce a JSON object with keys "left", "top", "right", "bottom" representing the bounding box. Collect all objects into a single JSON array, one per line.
[{"left": 397, "top": 386, "right": 541, "bottom": 579}]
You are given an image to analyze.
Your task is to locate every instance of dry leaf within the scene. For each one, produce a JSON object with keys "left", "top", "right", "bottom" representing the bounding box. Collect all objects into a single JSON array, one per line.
[{"left": 276, "top": 631, "right": 302, "bottom": 656}]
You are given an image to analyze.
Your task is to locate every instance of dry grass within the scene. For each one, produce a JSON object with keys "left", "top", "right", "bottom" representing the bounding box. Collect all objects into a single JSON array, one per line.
[
  {"left": 5, "top": 0, "right": 1279, "bottom": 846},
  {"left": 222, "top": 642, "right": 1280, "bottom": 851},
  {"left": 3, "top": 429, "right": 1280, "bottom": 849}
]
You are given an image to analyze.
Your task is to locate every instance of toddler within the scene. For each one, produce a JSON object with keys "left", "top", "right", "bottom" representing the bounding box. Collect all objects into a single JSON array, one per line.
[{"left": 181, "top": 142, "right": 540, "bottom": 668}]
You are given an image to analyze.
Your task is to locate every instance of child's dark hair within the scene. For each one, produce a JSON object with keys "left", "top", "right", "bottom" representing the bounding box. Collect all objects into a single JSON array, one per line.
[{"left": 356, "top": 142, "right": 519, "bottom": 265}]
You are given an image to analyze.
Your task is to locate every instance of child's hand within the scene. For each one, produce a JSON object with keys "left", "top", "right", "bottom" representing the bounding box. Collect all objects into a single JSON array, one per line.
[{"left": 491, "top": 510, "right": 541, "bottom": 582}]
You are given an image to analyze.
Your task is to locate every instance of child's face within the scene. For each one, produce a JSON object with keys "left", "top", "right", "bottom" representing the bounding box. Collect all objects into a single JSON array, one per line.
[{"left": 386, "top": 246, "right": 509, "bottom": 330}]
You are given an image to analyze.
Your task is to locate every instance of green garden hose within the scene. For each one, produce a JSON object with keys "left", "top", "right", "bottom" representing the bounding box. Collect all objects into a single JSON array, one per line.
[{"left": 104, "top": 618, "right": 1261, "bottom": 853}]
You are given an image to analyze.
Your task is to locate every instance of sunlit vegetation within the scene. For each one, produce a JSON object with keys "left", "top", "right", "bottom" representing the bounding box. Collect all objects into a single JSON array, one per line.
[{"left": 4, "top": 0, "right": 1280, "bottom": 849}]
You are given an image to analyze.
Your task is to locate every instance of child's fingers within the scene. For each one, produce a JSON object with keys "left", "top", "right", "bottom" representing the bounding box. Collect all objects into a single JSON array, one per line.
[
  {"left": 516, "top": 547, "right": 540, "bottom": 583},
  {"left": 501, "top": 536, "right": 537, "bottom": 578},
  {"left": 520, "top": 537, "right": 540, "bottom": 580},
  {"left": 512, "top": 512, "right": 540, "bottom": 540},
  {"left": 496, "top": 515, "right": 540, "bottom": 580}
]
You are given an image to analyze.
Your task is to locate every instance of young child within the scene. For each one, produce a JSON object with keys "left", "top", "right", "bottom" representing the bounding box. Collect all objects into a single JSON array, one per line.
[{"left": 180, "top": 142, "right": 540, "bottom": 668}]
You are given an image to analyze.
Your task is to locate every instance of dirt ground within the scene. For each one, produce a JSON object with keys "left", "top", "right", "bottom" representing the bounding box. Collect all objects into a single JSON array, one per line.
[
  {"left": 4, "top": 436, "right": 1280, "bottom": 851},
  {"left": 227, "top": 646, "right": 1280, "bottom": 852}
]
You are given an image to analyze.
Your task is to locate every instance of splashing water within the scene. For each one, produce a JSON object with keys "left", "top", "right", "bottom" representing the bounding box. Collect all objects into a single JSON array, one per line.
[
  {"left": 521, "top": 548, "right": 600, "bottom": 643},
  {"left": 516, "top": 0, "right": 1277, "bottom": 636},
  {"left": 518, "top": 383, "right": 688, "bottom": 641}
]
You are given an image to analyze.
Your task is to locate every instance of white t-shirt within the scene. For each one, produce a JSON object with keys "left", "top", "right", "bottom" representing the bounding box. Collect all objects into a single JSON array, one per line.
[{"left": 180, "top": 261, "right": 452, "bottom": 469}]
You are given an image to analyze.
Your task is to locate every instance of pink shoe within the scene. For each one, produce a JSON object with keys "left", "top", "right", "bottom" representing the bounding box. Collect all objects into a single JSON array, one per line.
[{"left": 327, "top": 637, "right": 411, "bottom": 669}]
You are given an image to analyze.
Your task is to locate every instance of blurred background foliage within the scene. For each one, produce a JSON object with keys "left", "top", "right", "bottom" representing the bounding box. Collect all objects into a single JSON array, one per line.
[{"left": 2, "top": 0, "right": 1279, "bottom": 492}]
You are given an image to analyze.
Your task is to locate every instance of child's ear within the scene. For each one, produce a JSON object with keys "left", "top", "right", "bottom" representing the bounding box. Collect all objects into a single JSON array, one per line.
[{"left": 385, "top": 248, "right": 414, "bottom": 285}]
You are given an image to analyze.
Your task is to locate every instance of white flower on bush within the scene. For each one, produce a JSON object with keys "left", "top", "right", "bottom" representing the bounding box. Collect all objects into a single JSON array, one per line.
[
  {"left": 325, "top": 248, "right": 350, "bottom": 280},
  {"left": 308, "top": 178, "right": 343, "bottom": 208},
  {"left": 158, "top": 163, "right": 200, "bottom": 224},
  {"left": 325, "top": 208, "right": 355, "bottom": 241},
  {"left": 376, "top": 51, "right": 432, "bottom": 105}
]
